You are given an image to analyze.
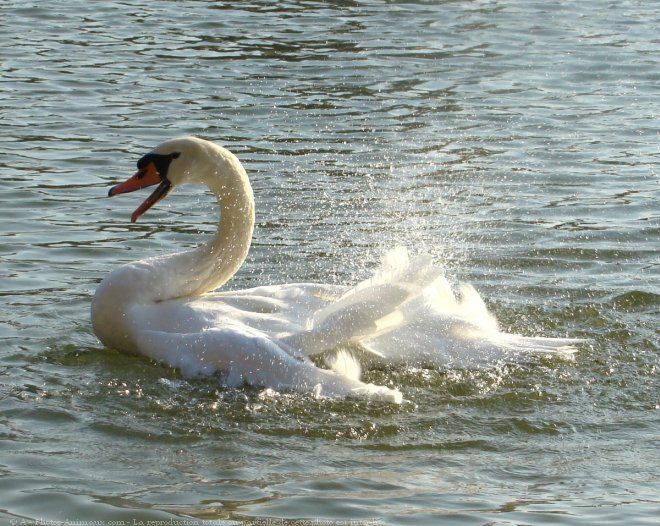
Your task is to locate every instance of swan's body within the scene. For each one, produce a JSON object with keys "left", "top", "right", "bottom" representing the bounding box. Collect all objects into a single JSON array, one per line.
[{"left": 92, "top": 137, "right": 581, "bottom": 403}]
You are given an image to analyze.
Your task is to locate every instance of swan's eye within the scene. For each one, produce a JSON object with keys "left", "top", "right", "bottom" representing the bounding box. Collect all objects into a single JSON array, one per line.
[{"left": 136, "top": 152, "right": 181, "bottom": 180}]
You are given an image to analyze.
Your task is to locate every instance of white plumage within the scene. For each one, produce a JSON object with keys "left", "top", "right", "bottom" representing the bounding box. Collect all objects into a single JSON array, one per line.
[{"left": 92, "top": 137, "right": 582, "bottom": 404}]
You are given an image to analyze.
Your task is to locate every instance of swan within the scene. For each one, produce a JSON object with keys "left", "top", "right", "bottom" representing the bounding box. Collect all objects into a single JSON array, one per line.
[{"left": 92, "top": 137, "right": 582, "bottom": 403}]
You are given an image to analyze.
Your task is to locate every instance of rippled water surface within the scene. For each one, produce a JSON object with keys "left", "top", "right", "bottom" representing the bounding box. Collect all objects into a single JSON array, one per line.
[{"left": 1, "top": 1, "right": 658, "bottom": 524}]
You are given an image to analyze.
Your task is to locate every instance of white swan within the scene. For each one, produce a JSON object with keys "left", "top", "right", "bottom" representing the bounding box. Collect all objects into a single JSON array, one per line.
[{"left": 92, "top": 137, "right": 582, "bottom": 403}]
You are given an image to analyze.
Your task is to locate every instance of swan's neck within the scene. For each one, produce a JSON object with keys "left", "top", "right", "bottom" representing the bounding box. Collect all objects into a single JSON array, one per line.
[
  {"left": 92, "top": 146, "right": 254, "bottom": 351},
  {"left": 145, "top": 149, "right": 255, "bottom": 301},
  {"left": 183, "top": 167, "right": 256, "bottom": 298}
]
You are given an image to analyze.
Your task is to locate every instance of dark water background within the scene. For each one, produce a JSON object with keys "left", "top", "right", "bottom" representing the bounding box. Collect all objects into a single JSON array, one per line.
[{"left": 1, "top": 1, "right": 658, "bottom": 524}]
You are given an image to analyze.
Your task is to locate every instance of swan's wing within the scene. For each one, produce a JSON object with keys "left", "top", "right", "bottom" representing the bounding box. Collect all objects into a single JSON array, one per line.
[
  {"left": 311, "top": 249, "right": 443, "bottom": 329},
  {"left": 361, "top": 281, "right": 586, "bottom": 368},
  {"left": 134, "top": 327, "right": 402, "bottom": 403},
  {"left": 282, "top": 251, "right": 445, "bottom": 355},
  {"left": 186, "top": 283, "right": 347, "bottom": 333}
]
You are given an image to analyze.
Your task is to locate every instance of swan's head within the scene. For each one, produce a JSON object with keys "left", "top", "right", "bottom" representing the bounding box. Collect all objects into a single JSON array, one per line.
[{"left": 108, "top": 137, "right": 217, "bottom": 223}]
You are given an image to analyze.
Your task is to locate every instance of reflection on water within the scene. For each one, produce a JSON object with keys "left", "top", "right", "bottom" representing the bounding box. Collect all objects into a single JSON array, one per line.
[{"left": 1, "top": 0, "right": 658, "bottom": 524}]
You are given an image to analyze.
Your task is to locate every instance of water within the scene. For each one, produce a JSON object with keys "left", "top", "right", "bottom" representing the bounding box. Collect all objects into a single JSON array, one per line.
[{"left": 1, "top": 0, "right": 658, "bottom": 524}]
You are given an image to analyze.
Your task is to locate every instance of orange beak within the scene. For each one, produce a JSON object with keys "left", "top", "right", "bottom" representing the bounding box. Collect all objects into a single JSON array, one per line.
[{"left": 109, "top": 162, "right": 172, "bottom": 223}]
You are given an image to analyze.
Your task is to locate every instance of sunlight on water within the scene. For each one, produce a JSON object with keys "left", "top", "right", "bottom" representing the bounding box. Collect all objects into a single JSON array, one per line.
[{"left": 1, "top": 0, "right": 658, "bottom": 524}]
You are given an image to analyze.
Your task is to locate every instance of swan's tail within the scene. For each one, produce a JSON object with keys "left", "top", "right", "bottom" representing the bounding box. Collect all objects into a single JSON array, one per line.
[
  {"left": 287, "top": 247, "right": 587, "bottom": 368},
  {"left": 358, "top": 252, "right": 587, "bottom": 367}
]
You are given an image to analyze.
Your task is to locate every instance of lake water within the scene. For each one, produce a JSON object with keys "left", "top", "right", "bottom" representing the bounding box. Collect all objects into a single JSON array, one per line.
[{"left": 1, "top": 1, "right": 658, "bottom": 524}]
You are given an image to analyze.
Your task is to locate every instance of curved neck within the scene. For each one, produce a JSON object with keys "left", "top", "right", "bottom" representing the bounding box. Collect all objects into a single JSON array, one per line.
[
  {"left": 154, "top": 148, "right": 255, "bottom": 300},
  {"left": 92, "top": 142, "right": 254, "bottom": 352},
  {"left": 187, "top": 168, "right": 255, "bottom": 297},
  {"left": 95, "top": 146, "right": 255, "bottom": 306}
]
